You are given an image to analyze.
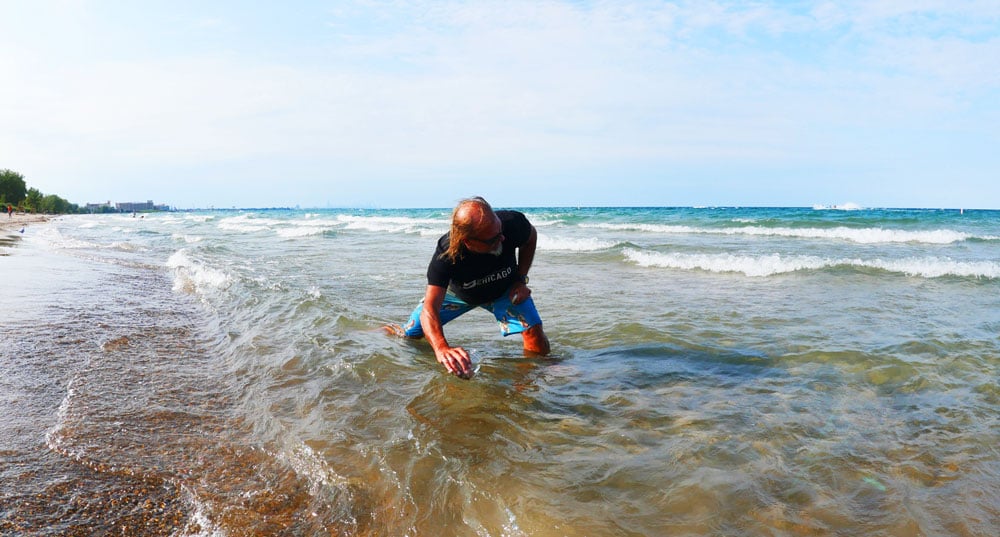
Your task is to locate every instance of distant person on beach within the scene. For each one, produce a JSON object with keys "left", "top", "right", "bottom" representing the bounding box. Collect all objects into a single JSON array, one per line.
[
  {"left": 394, "top": 196, "right": 550, "bottom": 378},
  {"left": 6, "top": 204, "right": 11, "bottom": 218}
]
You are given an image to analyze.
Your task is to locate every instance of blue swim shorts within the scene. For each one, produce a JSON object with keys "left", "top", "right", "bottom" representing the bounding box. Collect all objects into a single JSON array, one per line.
[{"left": 403, "top": 289, "right": 543, "bottom": 338}]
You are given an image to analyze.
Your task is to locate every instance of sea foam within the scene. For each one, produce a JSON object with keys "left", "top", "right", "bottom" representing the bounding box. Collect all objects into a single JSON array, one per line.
[
  {"left": 35, "top": 226, "right": 103, "bottom": 250},
  {"left": 624, "top": 250, "right": 828, "bottom": 277},
  {"left": 538, "top": 234, "right": 619, "bottom": 251},
  {"left": 335, "top": 214, "right": 448, "bottom": 234},
  {"left": 217, "top": 215, "right": 272, "bottom": 234},
  {"left": 585, "top": 223, "right": 977, "bottom": 244},
  {"left": 166, "top": 249, "right": 232, "bottom": 294},
  {"left": 276, "top": 226, "right": 332, "bottom": 238},
  {"left": 623, "top": 249, "right": 1000, "bottom": 279}
]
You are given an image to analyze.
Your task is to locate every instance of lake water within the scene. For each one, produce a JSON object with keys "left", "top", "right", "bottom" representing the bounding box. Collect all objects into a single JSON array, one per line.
[{"left": 2, "top": 206, "right": 998, "bottom": 536}]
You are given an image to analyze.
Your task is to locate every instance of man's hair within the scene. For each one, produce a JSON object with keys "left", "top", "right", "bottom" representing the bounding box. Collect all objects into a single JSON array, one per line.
[{"left": 441, "top": 196, "right": 494, "bottom": 263}]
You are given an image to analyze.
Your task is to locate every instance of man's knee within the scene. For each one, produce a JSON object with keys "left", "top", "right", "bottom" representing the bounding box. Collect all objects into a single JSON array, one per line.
[
  {"left": 522, "top": 324, "right": 550, "bottom": 356},
  {"left": 402, "top": 315, "right": 425, "bottom": 338}
]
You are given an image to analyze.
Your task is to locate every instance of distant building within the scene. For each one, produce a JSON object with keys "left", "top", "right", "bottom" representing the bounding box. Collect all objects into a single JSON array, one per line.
[
  {"left": 85, "top": 200, "right": 171, "bottom": 213},
  {"left": 116, "top": 200, "right": 155, "bottom": 212},
  {"left": 86, "top": 201, "right": 114, "bottom": 212}
]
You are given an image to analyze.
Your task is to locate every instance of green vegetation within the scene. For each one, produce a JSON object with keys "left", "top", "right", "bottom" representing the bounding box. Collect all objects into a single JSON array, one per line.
[{"left": 1, "top": 168, "right": 80, "bottom": 214}]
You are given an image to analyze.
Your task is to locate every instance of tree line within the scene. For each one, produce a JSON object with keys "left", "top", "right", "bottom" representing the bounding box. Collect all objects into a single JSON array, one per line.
[{"left": 0, "top": 168, "right": 81, "bottom": 214}]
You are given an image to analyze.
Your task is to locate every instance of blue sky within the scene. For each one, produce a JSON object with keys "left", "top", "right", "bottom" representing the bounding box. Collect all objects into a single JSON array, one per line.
[{"left": 2, "top": 1, "right": 998, "bottom": 209}]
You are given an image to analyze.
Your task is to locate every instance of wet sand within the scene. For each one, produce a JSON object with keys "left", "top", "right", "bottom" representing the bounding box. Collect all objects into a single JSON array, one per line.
[{"left": 1, "top": 213, "right": 50, "bottom": 231}]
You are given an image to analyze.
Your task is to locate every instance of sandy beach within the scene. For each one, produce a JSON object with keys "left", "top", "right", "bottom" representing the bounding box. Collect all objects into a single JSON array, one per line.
[{"left": 0, "top": 213, "right": 49, "bottom": 231}]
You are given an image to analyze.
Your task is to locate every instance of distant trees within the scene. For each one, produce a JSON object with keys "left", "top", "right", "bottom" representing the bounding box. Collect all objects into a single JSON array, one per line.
[
  {"left": 0, "top": 168, "right": 79, "bottom": 214},
  {"left": 39, "top": 192, "right": 76, "bottom": 214},
  {"left": 25, "top": 187, "right": 43, "bottom": 211},
  {"left": 0, "top": 168, "right": 27, "bottom": 206}
]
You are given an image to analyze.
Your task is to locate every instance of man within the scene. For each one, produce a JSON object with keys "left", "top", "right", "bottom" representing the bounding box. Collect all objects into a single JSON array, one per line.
[{"left": 400, "top": 196, "right": 550, "bottom": 378}]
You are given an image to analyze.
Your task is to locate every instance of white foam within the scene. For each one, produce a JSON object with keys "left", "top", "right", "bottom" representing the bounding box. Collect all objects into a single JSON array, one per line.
[
  {"left": 581, "top": 222, "right": 696, "bottom": 234},
  {"left": 276, "top": 442, "right": 350, "bottom": 491},
  {"left": 173, "top": 234, "right": 204, "bottom": 243},
  {"left": 166, "top": 250, "right": 232, "bottom": 294},
  {"left": 155, "top": 215, "right": 183, "bottom": 225},
  {"left": 865, "top": 257, "right": 1000, "bottom": 279},
  {"left": 108, "top": 241, "right": 146, "bottom": 252},
  {"left": 583, "top": 223, "right": 975, "bottom": 244},
  {"left": 625, "top": 250, "right": 828, "bottom": 277},
  {"left": 285, "top": 217, "right": 342, "bottom": 228},
  {"left": 623, "top": 249, "right": 1000, "bottom": 279},
  {"left": 217, "top": 215, "right": 271, "bottom": 233},
  {"left": 29, "top": 225, "right": 154, "bottom": 252},
  {"left": 530, "top": 218, "right": 564, "bottom": 227},
  {"left": 177, "top": 485, "right": 228, "bottom": 537},
  {"left": 35, "top": 226, "right": 103, "bottom": 250},
  {"left": 537, "top": 234, "right": 618, "bottom": 251},
  {"left": 276, "top": 226, "right": 331, "bottom": 238},
  {"left": 45, "top": 376, "right": 79, "bottom": 459},
  {"left": 335, "top": 214, "right": 447, "bottom": 234},
  {"left": 731, "top": 226, "right": 971, "bottom": 244}
]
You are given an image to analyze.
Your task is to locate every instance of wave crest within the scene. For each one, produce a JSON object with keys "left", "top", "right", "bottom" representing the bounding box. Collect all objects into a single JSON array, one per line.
[
  {"left": 166, "top": 250, "right": 232, "bottom": 294},
  {"left": 335, "top": 215, "right": 447, "bottom": 234},
  {"left": 585, "top": 223, "right": 980, "bottom": 244},
  {"left": 623, "top": 249, "right": 1000, "bottom": 279},
  {"left": 538, "top": 234, "right": 619, "bottom": 251}
]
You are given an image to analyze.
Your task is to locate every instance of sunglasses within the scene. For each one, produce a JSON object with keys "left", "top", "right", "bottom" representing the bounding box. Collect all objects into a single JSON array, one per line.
[{"left": 469, "top": 231, "right": 504, "bottom": 246}]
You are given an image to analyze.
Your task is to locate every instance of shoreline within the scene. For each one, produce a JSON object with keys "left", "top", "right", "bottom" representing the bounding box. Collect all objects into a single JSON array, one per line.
[{"left": 0, "top": 213, "right": 50, "bottom": 231}]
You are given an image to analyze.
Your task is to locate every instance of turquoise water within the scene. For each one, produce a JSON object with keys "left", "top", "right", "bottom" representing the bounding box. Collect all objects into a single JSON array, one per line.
[{"left": 2, "top": 206, "right": 998, "bottom": 535}]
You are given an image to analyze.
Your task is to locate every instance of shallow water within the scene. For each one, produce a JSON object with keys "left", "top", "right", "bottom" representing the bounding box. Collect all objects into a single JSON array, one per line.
[{"left": 2, "top": 207, "right": 998, "bottom": 536}]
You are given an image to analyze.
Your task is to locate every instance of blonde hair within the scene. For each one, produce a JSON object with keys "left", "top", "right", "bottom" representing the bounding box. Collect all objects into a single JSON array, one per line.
[{"left": 441, "top": 196, "right": 494, "bottom": 262}]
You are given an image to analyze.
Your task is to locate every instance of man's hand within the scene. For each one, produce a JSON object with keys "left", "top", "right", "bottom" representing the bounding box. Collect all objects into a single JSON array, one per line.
[
  {"left": 509, "top": 282, "right": 531, "bottom": 305},
  {"left": 435, "top": 345, "right": 474, "bottom": 378}
]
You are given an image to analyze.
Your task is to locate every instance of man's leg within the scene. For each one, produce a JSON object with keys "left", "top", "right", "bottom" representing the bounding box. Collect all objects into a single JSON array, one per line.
[
  {"left": 399, "top": 293, "right": 473, "bottom": 338},
  {"left": 489, "top": 294, "right": 550, "bottom": 356},
  {"left": 521, "top": 324, "right": 550, "bottom": 356}
]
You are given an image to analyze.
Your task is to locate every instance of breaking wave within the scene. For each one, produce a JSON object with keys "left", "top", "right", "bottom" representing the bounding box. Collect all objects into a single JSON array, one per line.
[
  {"left": 623, "top": 249, "right": 1000, "bottom": 279},
  {"left": 166, "top": 249, "right": 232, "bottom": 294},
  {"left": 583, "top": 223, "right": 992, "bottom": 244}
]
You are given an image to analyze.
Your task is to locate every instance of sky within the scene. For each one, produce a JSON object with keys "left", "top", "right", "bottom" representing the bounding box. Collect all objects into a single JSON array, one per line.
[{"left": 1, "top": 1, "right": 998, "bottom": 209}]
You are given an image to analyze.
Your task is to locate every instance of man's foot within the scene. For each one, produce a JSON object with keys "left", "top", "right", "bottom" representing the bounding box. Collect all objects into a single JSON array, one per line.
[{"left": 381, "top": 324, "right": 406, "bottom": 337}]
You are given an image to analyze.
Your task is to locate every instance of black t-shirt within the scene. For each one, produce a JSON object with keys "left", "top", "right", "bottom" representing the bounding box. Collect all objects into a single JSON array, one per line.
[{"left": 426, "top": 210, "right": 532, "bottom": 305}]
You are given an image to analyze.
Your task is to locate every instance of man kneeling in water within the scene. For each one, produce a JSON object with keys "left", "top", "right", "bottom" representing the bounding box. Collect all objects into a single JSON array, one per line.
[{"left": 395, "top": 196, "right": 550, "bottom": 378}]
